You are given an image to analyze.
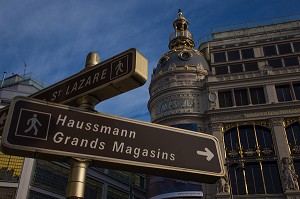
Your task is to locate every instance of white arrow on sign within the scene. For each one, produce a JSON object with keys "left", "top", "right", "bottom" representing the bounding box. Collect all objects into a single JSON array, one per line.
[
  {"left": 0, "top": 112, "right": 7, "bottom": 125},
  {"left": 197, "top": 148, "right": 214, "bottom": 161}
]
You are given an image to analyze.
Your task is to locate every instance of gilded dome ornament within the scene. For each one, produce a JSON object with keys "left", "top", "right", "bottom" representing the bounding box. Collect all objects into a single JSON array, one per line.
[
  {"left": 151, "top": 10, "right": 209, "bottom": 82},
  {"left": 169, "top": 9, "right": 194, "bottom": 50}
]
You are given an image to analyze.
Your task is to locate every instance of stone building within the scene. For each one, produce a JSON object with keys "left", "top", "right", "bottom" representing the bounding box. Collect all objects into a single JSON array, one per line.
[{"left": 148, "top": 11, "right": 300, "bottom": 198}]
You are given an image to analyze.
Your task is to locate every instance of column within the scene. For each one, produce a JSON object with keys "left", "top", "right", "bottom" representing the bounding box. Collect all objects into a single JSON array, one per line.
[
  {"left": 15, "top": 158, "right": 35, "bottom": 199},
  {"left": 265, "top": 84, "right": 277, "bottom": 104},
  {"left": 102, "top": 183, "right": 108, "bottom": 199},
  {"left": 209, "top": 123, "right": 230, "bottom": 199},
  {"left": 270, "top": 118, "right": 300, "bottom": 198},
  {"left": 271, "top": 118, "right": 290, "bottom": 158}
]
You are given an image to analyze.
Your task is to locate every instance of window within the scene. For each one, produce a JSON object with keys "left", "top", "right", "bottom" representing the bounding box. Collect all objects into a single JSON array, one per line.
[
  {"left": 262, "top": 162, "right": 283, "bottom": 194},
  {"left": 230, "top": 64, "right": 243, "bottom": 73},
  {"left": 224, "top": 125, "right": 282, "bottom": 195},
  {"left": 293, "top": 83, "right": 300, "bottom": 100},
  {"left": 239, "top": 126, "right": 256, "bottom": 150},
  {"left": 218, "top": 87, "right": 267, "bottom": 107},
  {"left": 107, "top": 186, "right": 129, "bottom": 199},
  {"left": 241, "top": 48, "right": 254, "bottom": 59},
  {"left": 227, "top": 50, "right": 240, "bottom": 61},
  {"left": 85, "top": 178, "right": 103, "bottom": 199},
  {"left": 218, "top": 91, "right": 233, "bottom": 108},
  {"left": 268, "top": 59, "right": 282, "bottom": 68},
  {"left": 32, "top": 160, "right": 69, "bottom": 196},
  {"left": 250, "top": 87, "right": 266, "bottom": 104},
  {"left": 284, "top": 57, "right": 299, "bottom": 67},
  {"left": 278, "top": 43, "right": 292, "bottom": 55},
  {"left": 224, "top": 128, "right": 239, "bottom": 153},
  {"left": 219, "top": 87, "right": 266, "bottom": 108},
  {"left": 228, "top": 166, "right": 246, "bottom": 195},
  {"left": 28, "top": 191, "right": 58, "bottom": 199},
  {"left": 234, "top": 89, "right": 249, "bottom": 106},
  {"left": 285, "top": 122, "right": 300, "bottom": 155},
  {"left": 0, "top": 187, "right": 16, "bottom": 199},
  {"left": 224, "top": 125, "right": 274, "bottom": 158},
  {"left": 293, "top": 42, "right": 300, "bottom": 52},
  {"left": 245, "top": 162, "right": 265, "bottom": 194},
  {"left": 263, "top": 45, "right": 277, "bottom": 56},
  {"left": 285, "top": 122, "right": 300, "bottom": 186},
  {"left": 215, "top": 66, "right": 228, "bottom": 75},
  {"left": 276, "top": 84, "right": 292, "bottom": 102},
  {"left": 214, "top": 52, "right": 226, "bottom": 63},
  {"left": 256, "top": 125, "right": 273, "bottom": 153},
  {"left": 244, "top": 62, "right": 259, "bottom": 72}
]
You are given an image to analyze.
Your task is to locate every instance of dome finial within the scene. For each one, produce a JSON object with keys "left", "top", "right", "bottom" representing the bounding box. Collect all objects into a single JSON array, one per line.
[
  {"left": 178, "top": 9, "right": 183, "bottom": 18},
  {"left": 169, "top": 10, "right": 194, "bottom": 49}
]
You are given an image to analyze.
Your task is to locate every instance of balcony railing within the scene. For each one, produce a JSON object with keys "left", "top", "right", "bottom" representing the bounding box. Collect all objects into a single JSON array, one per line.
[
  {"left": 211, "top": 14, "right": 300, "bottom": 33},
  {"left": 198, "top": 14, "right": 300, "bottom": 47},
  {"left": 169, "top": 30, "right": 193, "bottom": 42},
  {"left": 197, "top": 34, "right": 212, "bottom": 47},
  {"left": 1, "top": 73, "right": 47, "bottom": 89}
]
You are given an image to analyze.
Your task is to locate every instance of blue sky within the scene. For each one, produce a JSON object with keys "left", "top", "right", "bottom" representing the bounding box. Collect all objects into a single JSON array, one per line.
[{"left": 1, "top": 0, "right": 300, "bottom": 121}]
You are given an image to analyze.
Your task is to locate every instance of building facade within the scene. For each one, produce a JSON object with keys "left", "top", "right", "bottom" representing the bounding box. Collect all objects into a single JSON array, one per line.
[
  {"left": 0, "top": 74, "right": 146, "bottom": 198},
  {"left": 148, "top": 10, "right": 210, "bottom": 199},
  {"left": 148, "top": 12, "right": 300, "bottom": 199}
]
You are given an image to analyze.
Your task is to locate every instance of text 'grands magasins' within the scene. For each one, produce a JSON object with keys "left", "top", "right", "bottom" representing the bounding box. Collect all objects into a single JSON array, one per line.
[{"left": 51, "top": 114, "right": 175, "bottom": 162}]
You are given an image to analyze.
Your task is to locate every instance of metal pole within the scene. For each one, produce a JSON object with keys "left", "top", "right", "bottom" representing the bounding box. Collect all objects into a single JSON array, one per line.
[
  {"left": 1, "top": 72, "right": 7, "bottom": 88},
  {"left": 66, "top": 52, "right": 100, "bottom": 199},
  {"left": 66, "top": 158, "right": 90, "bottom": 199}
]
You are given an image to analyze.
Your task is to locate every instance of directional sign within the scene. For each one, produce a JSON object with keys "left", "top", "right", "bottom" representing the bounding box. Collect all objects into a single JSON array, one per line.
[
  {"left": 0, "top": 48, "right": 148, "bottom": 134},
  {"left": 2, "top": 97, "right": 224, "bottom": 183}
]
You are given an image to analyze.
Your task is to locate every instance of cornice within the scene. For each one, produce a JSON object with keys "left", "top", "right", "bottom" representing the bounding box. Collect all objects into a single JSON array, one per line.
[{"left": 207, "top": 101, "right": 300, "bottom": 123}]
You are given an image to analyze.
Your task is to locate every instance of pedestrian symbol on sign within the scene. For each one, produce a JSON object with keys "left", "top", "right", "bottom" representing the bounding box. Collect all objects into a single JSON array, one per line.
[
  {"left": 115, "top": 60, "right": 124, "bottom": 75},
  {"left": 110, "top": 56, "right": 129, "bottom": 80},
  {"left": 24, "top": 114, "right": 42, "bottom": 135},
  {"left": 15, "top": 109, "right": 51, "bottom": 140}
]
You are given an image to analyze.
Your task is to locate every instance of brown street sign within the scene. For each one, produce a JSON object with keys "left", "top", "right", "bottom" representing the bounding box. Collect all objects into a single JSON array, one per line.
[
  {"left": 0, "top": 48, "right": 148, "bottom": 134},
  {"left": 2, "top": 97, "right": 225, "bottom": 183}
]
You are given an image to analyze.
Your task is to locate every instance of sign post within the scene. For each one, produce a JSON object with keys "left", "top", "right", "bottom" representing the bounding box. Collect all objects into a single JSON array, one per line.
[
  {"left": 65, "top": 52, "right": 99, "bottom": 199},
  {"left": 2, "top": 97, "right": 225, "bottom": 183},
  {"left": 0, "top": 48, "right": 148, "bottom": 135},
  {"left": 0, "top": 49, "right": 147, "bottom": 199}
]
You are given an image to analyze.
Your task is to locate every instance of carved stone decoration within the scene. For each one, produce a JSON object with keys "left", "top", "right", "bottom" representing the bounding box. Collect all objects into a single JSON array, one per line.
[
  {"left": 169, "top": 63, "right": 176, "bottom": 71},
  {"left": 284, "top": 117, "right": 300, "bottom": 127},
  {"left": 270, "top": 118, "right": 284, "bottom": 127},
  {"left": 169, "top": 73, "right": 176, "bottom": 81},
  {"left": 259, "top": 65, "right": 272, "bottom": 76},
  {"left": 217, "top": 173, "right": 230, "bottom": 193},
  {"left": 209, "top": 123, "right": 222, "bottom": 132},
  {"left": 196, "top": 63, "right": 208, "bottom": 80},
  {"left": 281, "top": 157, "right": 299, "bottom": 191},
  {"left": 210, "top": 109, "right": 300, "bottom": 122},
  {"left": 198, "top": 126, "right": 206, "bottom": 134}
]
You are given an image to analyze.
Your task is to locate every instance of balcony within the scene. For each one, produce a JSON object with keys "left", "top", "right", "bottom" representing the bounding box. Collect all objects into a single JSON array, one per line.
[{"left": 169, "top": 30, "right": 193, "bottom": 42}]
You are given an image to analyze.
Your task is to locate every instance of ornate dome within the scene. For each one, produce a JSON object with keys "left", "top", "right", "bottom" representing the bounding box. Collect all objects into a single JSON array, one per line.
[
  {"left": 153, "top": 49, "right": 209, "bottom": 75},
  {"left": 153, "top": 10, "right": 209, "bottom": 76},
  {"left": 149, "top": 10, "right": 210, "bottom": 123}
]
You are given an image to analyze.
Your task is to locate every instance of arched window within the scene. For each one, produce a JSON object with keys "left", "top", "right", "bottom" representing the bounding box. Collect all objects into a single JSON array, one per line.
[
  {"left": 285, "top": 121, "right": 300, "bottom": 184},
  {"left": 285, "top": 122, "right": 300, "bottom": 155},
  {"left": 224, "top": 124, "right": 282, "bottom": 195}
]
